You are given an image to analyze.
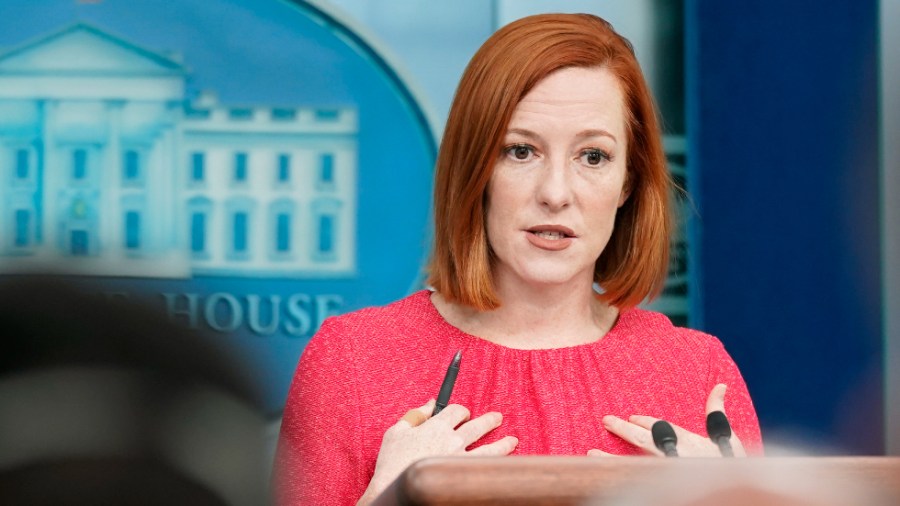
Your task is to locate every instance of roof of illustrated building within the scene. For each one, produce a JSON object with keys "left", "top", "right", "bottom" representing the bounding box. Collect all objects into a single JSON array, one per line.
[{"left": 0, "top": 22, "right": 187, "bottom": 76}]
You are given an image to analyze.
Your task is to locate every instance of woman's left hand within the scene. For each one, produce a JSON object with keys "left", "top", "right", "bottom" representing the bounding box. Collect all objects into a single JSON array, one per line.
[{"left": 590, "top": 383, "right": 746, "bottom": 457}]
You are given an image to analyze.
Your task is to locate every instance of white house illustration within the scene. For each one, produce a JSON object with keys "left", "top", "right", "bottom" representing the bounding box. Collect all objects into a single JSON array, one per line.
[{"left": 0, "top": 22, "right": 358, "bottom": 278}]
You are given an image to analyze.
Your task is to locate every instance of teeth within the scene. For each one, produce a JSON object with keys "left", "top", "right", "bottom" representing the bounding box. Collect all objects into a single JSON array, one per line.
[{"left": 535, "top": 231, "right": 565, "bottom": 240}]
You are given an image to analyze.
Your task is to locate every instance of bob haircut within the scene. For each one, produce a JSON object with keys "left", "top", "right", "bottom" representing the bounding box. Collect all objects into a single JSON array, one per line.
[{"left": 427, "top": 13, "right": 673, "bottom": 311}]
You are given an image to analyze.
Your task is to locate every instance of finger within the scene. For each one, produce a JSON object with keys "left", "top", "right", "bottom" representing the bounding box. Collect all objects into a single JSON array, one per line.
[
  {"left": 455, "top": 411, "right": 503, "bottom": 446},
  {"left": 467, "top": 435, "right": 518, "bottom": 456},
  {"left": 667, "top": 421, "right": 714, "bottom": 448},
  {"left": 587, "top": 449, "right": 618, "bottom": 457},
  {"left": 431, "top": 403, "right": 471, "bottom": 429},
  {"left": 397, "top": 399, "right": 435, "bottom": 428},
  {"left": 400, "top": 409, "right": 427, "bottom": 427},
  {"left": 626, "top": 415, "right": 659, "bottom": 430},
  {"left": 602, "top": 415, "right": 661, "bottom": 456},
  {"left": 705, "top": 384, "right": 746, "bottom": 456},
  {"left": 631, "top": 415, "right": 726, "bottom": 457},
  {"left": 706, "top": 383, "right": 727, "bottom": 415}
]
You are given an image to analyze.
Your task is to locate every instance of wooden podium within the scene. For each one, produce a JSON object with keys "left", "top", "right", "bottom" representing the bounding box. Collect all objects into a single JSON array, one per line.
[{"left": 372, "top": 456, "right": 900, "bottom": 505}]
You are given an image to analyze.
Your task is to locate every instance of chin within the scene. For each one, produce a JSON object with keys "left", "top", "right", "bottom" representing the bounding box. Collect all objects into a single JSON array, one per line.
[
  {"left": 517, "top": 266, "right": 589, "bottom": 287},
  {"left": 495, "top": 254, "right": 596, "bottom": 289}
]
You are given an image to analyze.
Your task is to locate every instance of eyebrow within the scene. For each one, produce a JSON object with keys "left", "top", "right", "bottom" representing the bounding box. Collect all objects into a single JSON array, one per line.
[
  {"left": 575, "top": 129, "right": 618, "bottom": 142},
  {"left": 505, "top": 128, "right": 618, "bottom": 143}
]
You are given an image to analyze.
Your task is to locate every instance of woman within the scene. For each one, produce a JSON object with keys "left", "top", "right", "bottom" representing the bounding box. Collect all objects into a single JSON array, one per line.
[{"left": 274, "top": 13, "right": 762, "bottom": 505}]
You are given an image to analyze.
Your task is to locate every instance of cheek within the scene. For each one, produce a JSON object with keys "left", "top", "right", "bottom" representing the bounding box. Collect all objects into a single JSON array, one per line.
[
  {"left": 484, "top": 173, "right": 525, "bottom": 249},
  {"left": 585, "top": 172, "right": 628, "bottom": 208},
  {"left": 582, "top": 186, "right": 629, "bottom": 235},
  {"left": 485, "top": 173, "right": 518, "bottom": 220},
  {"left": 588, "top": 167, "right": 629, "bottom": 211},
  {"left": 484, "top": 177, "right": 503, "bottom": 247},
  {"left": 485, "top": 196, "right": 512, "bottom": 245}
]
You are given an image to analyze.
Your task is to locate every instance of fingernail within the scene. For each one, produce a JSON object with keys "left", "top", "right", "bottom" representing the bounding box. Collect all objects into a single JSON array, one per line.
[{"left": 602, "top": 415, "right": 615, "bottom": 426}]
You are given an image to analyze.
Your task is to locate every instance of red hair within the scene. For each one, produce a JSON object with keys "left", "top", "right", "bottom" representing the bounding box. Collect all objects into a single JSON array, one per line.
[{"left": 427, "top": 13, "right": 672, "bottom": 310}]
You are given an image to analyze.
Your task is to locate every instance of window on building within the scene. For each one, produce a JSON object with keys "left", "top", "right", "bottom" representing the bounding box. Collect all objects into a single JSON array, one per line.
[
  {"left": 229, "top": 108, "right": 253, "bottom": 120},
  {"left": 272, "top": 108, "right": 296, "bottom": 121},
  {"left": 278, "top": 154, "right": 290, "bottom": 183},
  {"left": 191, "top": 212, "right": 206, "bottom": 253},
  {"left": 235, "top": 152, "right": 248, "bottom": 182},
  {"left": 269, "top": 200, "right": 295, "bottom": 260},
  {"left": 73, "top": 149, "right": 87, "bottom": 180},
  {"left": 14, "top": 209, "right": 29, "bottom": 247},
  {"left": 315, "top": 109, "right": 340, "bottom": 121},
  {"left": 191, "top": 152, "right": 205, "bottom": 182},
  {"left": 124, "top": 150, "right": 140, "bottom": 182},
  {"left": 16, "top": 149, "right": 29, "bottom": 179},
  {"left": 318, "top": 214, "right": 334, "bottom": 254},
  {"left": 125, "top": 211, "right": 140, "bottom": 250},
  {"left": 184, "top": 107, "right": 211, "bottom": 119},
  {"left": 233, "top": 212, "right": 248, "bottom": 253},
  {"left": 71, "top": 230, "right": 88, "bottom": 256},
  {"left": 276, "top": 212, "right": 291, "bottom": 252},
  {"left": 319, "top": 153, "right": 334, "bottom": 186}
]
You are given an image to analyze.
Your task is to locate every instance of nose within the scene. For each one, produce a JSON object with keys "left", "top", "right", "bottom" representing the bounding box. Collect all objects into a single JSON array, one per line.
[{"left": 535, "top": 156, "right": 573, "bottom": 211}]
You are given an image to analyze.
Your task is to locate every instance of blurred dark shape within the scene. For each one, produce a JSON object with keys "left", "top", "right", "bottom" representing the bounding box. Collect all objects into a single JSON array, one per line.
[
  {"left": 0, "top": 275, "right": 269, "bottom": 505},
  {"left": 0, "top": 458, "right": 224, "bottom": 505}
]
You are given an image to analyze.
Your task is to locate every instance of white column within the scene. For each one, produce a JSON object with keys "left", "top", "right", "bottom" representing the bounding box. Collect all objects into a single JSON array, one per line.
[
  {"left": 105, "top": 100, "right": 124, "bottom": 259},
  {"left": 40, "top": 100, "right": 60, "bottom": 260},
  {"left": 171, "top": 104, "right": 186, "bottom": 252}
]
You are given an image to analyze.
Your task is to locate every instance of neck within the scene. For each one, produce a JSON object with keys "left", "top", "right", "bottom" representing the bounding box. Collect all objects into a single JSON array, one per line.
[{"left": 434, "top": 276, "right": 619, "bottom": 350}]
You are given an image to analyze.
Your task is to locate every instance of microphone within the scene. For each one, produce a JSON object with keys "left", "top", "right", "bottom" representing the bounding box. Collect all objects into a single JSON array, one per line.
[
  {"left": 651, "top": 420, "right": 678, "bottom": 457},
  {"left": 706, "top": 410, "right": 734, "bottom": 457}
]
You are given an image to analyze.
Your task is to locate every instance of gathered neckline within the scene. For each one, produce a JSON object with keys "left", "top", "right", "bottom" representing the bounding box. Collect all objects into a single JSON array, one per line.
[{"left": 411, "top": 289, "right": 637, "bottom": 356}]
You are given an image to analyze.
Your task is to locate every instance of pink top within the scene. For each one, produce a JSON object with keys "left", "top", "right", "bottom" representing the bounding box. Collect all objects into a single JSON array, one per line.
[{"left": 274, "top": 290, "right": 762, "bottom": 505}]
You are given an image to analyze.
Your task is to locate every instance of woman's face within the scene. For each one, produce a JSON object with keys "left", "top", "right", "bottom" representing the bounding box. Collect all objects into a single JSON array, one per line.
[{"left": 486, "top": 66, "right": 630, "bottom": 292}]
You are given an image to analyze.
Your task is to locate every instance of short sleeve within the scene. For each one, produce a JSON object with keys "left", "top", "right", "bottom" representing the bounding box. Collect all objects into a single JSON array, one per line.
[
  {"left": 273, "top": 317, "right": 367, "bottom": 505},
  {"left": 706, "top": 340, "right": 764, "bottom": 454}
]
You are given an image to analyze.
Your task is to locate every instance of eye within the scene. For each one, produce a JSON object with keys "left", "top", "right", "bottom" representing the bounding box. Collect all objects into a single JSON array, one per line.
[
  {"left": 504, "top": 144, "right": 535, "bottom": 161},
  {"left": 581, "top": 148, "right": 611, "bottom": 166}
]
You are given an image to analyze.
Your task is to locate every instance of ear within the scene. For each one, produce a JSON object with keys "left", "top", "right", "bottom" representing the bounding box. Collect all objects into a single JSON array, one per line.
[{"left": 617, "top": 172, "right": 632, "bottom": 208}]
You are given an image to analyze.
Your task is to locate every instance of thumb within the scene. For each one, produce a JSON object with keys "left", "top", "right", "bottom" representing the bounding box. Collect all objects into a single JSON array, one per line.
[{"left": 705, "top": 383, "right": 727, "bottom": 415}]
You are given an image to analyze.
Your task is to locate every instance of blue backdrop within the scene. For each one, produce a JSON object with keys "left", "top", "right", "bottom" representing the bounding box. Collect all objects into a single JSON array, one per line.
[{"left": 688, "top": 0, "right": 883, "bottom": 453}]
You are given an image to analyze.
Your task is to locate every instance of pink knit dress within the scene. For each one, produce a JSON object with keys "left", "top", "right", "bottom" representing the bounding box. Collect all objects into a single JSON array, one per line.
[{"left": 274, "top": 290, "right": 762, "bottom": 505}]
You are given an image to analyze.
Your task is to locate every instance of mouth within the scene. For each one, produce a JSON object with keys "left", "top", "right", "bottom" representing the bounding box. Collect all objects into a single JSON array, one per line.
[{"left": 526, "top": 226, "right": 576, "bottom": 240}]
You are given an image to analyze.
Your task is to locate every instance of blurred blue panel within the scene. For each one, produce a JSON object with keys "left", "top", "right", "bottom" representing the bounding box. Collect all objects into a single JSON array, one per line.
[
  {"left": 688, "top": 0, "right": 882, "bottom": 453},
  {"left": 326, "top": 0, "right": 495, "bottom": 126}
]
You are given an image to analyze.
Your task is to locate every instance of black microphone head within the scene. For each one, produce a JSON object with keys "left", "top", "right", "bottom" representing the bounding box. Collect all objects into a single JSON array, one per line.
[
  {"left": 706, "top": 410, "right": 732, "bottom": 440},
  {"left": 651, "top": 420, "right": 678, "bottom": 450}
]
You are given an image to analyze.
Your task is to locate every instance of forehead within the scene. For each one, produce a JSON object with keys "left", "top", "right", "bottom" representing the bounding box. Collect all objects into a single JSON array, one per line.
[{"left": 509, "top": 66, "right": 626, "bottom": 131}]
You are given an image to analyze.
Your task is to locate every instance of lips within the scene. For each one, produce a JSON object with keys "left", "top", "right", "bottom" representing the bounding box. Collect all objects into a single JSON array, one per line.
[
  {"left": 525, "top": 225, "right": 576, "bottom": 251},
  {"left": 527, "top": 225, "right": 576, "bottom": 238}
]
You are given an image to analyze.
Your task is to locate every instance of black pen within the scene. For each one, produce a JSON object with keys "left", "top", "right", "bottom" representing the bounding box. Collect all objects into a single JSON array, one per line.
[{"left": 433, "top": 350, "right": 461, "bottom": 415}]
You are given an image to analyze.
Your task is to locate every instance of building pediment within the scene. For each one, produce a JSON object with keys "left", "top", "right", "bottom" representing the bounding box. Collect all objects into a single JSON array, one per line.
[{"left": 0, "top": 22, "right": 186, "bottom": 76}]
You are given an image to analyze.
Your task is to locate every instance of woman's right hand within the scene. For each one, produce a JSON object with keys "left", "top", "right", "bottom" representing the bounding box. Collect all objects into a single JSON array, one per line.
[{"left": 356, "top": 399, "right": 518, "bottom": 505}]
